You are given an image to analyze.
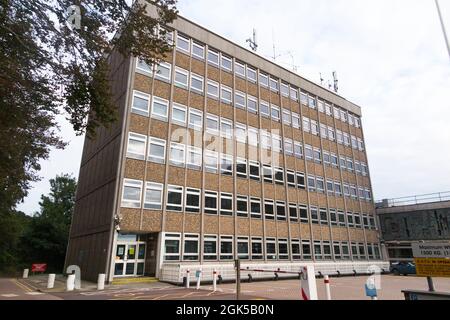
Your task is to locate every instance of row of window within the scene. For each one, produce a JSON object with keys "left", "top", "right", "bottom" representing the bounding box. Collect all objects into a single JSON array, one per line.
[
  {"left": 163, "top": 233, "right": 381, "bottom": 262},
  {"left": 121, "top": 179, "right": 377, "bottom": 231},
  {"left": 127, "top": 132, "right": 372, "bottom": 199},
  {"left": 165, "top": 32, "right": 362, "bottom": 130}
]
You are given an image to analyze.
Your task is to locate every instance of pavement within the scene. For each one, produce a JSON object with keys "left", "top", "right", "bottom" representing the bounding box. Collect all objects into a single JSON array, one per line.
[{"left": 1, "top": 274, "right": 449, "bottom": 300}]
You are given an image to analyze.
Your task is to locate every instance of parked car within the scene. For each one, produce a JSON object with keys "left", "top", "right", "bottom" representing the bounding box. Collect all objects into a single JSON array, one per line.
[{"left": 390, "top": 262, "right": 416, "bottom": 276}]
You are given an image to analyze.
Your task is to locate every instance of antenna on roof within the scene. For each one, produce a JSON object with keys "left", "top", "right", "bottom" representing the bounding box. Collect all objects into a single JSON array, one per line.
[
  {"left": 332, "top": 71, "right": 339, "bottom": 93},
  {"left": 320, "top": 73, "right": 324, "bottom": 86},
  {"left": 246, "top": 28, "right": 258, "bottom": 52}
]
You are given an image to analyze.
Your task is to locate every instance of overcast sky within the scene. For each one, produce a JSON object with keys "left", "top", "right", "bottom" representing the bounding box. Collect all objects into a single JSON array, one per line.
[{"left": 17, "top": 0, "right": 450, "bottom": 215}]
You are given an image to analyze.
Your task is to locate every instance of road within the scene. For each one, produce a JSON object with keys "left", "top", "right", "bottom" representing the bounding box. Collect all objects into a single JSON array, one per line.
[{"left": 0, "top": 278, "right": 61, "bottom": 300}]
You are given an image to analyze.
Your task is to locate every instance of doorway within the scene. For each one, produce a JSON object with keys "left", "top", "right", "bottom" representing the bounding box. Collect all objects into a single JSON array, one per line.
[{"left": 114, "top": 235, "right": 146, "bottom": 277}]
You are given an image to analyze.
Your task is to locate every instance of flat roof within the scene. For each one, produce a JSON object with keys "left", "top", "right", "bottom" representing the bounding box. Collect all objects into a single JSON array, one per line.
[{"left": 144, "top": 2, "right": 363, "bottom": 117}]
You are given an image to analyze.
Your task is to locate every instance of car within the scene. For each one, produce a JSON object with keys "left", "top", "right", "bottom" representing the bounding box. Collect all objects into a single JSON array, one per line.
[{"left": 390, "top": 262, "right": 416, "bottom": 276}]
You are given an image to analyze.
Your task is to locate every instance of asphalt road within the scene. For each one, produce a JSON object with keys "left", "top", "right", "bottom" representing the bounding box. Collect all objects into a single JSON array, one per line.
[{"left": 0, "top": 278, "right": 61, "bottom": 300}]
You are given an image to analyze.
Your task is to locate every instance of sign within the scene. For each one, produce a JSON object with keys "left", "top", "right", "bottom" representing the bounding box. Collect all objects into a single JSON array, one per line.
[
  {"left": 365, "top": 280, "right": 377, "bottom": 298},
  {"left": 31, "top": 263, "right": 47, "bottom": 272},
  {"left": 412, "top": 242, "right": 450, "bottom": 278}
]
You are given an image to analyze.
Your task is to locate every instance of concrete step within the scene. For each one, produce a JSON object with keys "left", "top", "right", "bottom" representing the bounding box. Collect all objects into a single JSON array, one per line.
[{"left": 111, "top": 277, "right": 158, "bottom": 285}]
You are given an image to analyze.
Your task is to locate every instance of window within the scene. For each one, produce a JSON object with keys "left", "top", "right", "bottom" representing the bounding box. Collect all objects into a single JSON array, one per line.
[
  {"left": 290, "top": 87, "right": 298, "bottom": 101},
  {"left": 207, "top": 80, "right": 219, "bottom": 98},
  {"left": 127, "top": 133, "right": 147, "bottom": 160},
  {"left": 338, "top": 211, "right": 346, "bottom": 227},
  {"left": 176, "top": 33, "right": 190, "bottom": 53},
  {"left": 300, "top": 93, "right": 308, "bottom": 105},
  {"left": 341, "top": 110, "right": 348, "bottom": 122},
  {"left": 307, "top": 175, "right": 316, "bottom": 192},
  {"left": 236, "top": 158, "right": 247, "bottom": 178},
  {"left": 221, "top": 85, "right": 232, "bottom": 104},
  {"left": 166, "top": 185, "right": 183, "bottom": 212},
  {"left": 282, "top": 109, "right": 291, "bottom": 126},
  {"left": 313, "top": 148, "right": 322, "bottom": 164},
  {"left": 221, "top": 54, "right": 232, "bottom": 71},
  {"left": 246, "top": 66, "right": 257, "bottom": 83},
  {"left": 151, "top": 96, "right": 169, "bottom": 120},
  {"left": 271, "top": 105, "right": 280, "bottom": 121},
  {"left": 269, "top": 77, "right": 279, "bottom": 92},
  {"left": 121, "top": 179, "right": 142, "bottom": 208},
  {"left": 333, "top": 107, "right": 340, "bottom": 119},
  {"left": 260, "top": 101, "right": 270, "bottom": 117},
  {"left": 310, "top": 206, "right": 319, "bottom": 224},
  {"left": 206, "top": 114, "right": 219, "bottom": 134},
  {"left": 266, "top": 238, "right": 277, "bottom": 260},
  {"left": 234, "top": 91, "right": 246, "bottom": 109},
  {"left": 342, "top": 242, "right": 350, "bottom": 260},
  {"left": 172, "top": 103, "right": 187, "bottom": 126},
  {"left": 263, "top": 165, "right": 273, "bottom": 183},
  {"left": 169, "top": 142, "right": 185, "bottom": 167},
  {"left": 323, "top": 152, "right": 330, "bottom": 165},
  {"left": 325, "top": 103, "right": 332, "bottom": 116},
  {"left": 310, "top": 120, "right": 318, "bottom": 136},
  {"left": 175, "top": 67, "right": 189, "bottom": 88},
  {"left": 334, "top": 242, "right": 342, "bottom": 260},
  {"left": 281, "top": 83, "right": 289, "bottom": 97},
  {"left": 190, "top": 73, "right": 204, "bottom": 93},
  {"left": 289, "top": 203, "right": 298, "bottom": 222},
  {"left": 148, "top": 137, "right": 166, "bottom": 164},
  {"left": 274, "top": 167, "right": 284, "bottom": 185},
  {"left": 287, "top": 170, "right": 296, "bottom": 187},
  {"left": 248, "top": 127, "right": 258, "bottom": 147},
  {"left": 327, "top": 180, "right": 334, "bottom": 196},
  {"left": 331, "top": 154, "right": 338, "bottom": 167},
  {"left": 235, "top": 61, "right": 246, "bottom": 77},
  {"left": 320, "top": 208, "right": 328, "bottom": 225},
  {"left": 320, "top": 124, "right": 328, "bottom": 139},
  {"left": 261, "top": 131, "right": 271, "bottom": 150},
  {"left": 292, "top": 240, "right": 301, "bottom": 260},
  {"left": 308, "top": 96, "right": 316, "bottom": 109},
  {"left": 247, "top": 96, "right": 258, "bottom": 113},
  {"left": 251, "top": 238, "right": 263, "bottom": 260},
  {"left": 237, "top": 237, "right": 250, "bottom": 260},
  {"left": 155, "top": 62, "right": 172, "bottom": 81},
  {"left": 354, "top": 213, "right": 362, "bottom": 228},
  {"left": 220, "top": 236, "right": 233, "bottom": 260},
  {"left": 334, "top": 181, "right": 342, "bottom": 197},
  {"left": 347, "top": 158, "right": 354, "bottom": 172},
  {"left": 276, "top": 201, "right": 286, "bottom": 221},
  {"left": 204, "top": 235, "right": 217, "bottom": 260},
  {"left": 318, "top": 100, "right": 325, "bottom": 113},
  {"left": 204, "top": 150, "right": 218, "bottom": 173},
  {"left": 204, "top": 191, "right": 218, "bottom": 215},
  {"left": 188, "top": 108, "right": 203, "bottom": 131},
  {"left": 264, "top": 199, "right": 275, "bottom": 220},
  {"left": 329, "top": 209, "right": 338, "bottom": 226},
  {"left": 302, "top": 241, "right": 312, "bottom": 260},
  {"left": 296, "top": 172, "right": 306, "bottom": 189},
  {"left": 207, "top": 49, "right": 219, "bottom": 66},
  {"left": 220, "top": 193, "right": 233, "bottom": 216},
  {"left": 323, "top": 241, "right": 332, "bottom": 260},
  {"left": 314, "top": 241, "right": 322, "bottom": 260},
  {"left": 136, "top": 58, "right": 151, "bottom": 73},
  {"left": 220, "top": 118, "right": 233, "bottom": 139},
  {"left": 220, "top": 154, "right": 233, "bottom": 176},
  {"left": 236, "top": 195, "right": 248, "bottom": 217},
  {"left": 183, "top": 234, "right": 199, "bottom": 261},
  {"left": 259, "top": 73, "right": 269, "bottom": 87},
  {"left": 294, "top": 142, "right": 303, "bottom": 159},
  {"left": 343, "top": 184, "right": 350, "bottom": 197},
  {"left": 316, "top": 177, "right": 325, "bottom": 193},
  {"left": 298, "top": 204, "right": 309, "bottom": 223},
  {"left": 336, "top": 130, "right": 343, "bottom": 144},
  {"left": 347, "top": 212, "right": 354, "bottom": 228},
  {"left": 292, "top": 113, "right": 300, "bottom": 129},
  {"left": 235, "top": 123, "right": 247, "bottom": 143},
  {"left": 187, "top": 146, "right": 202, "bottom": 170},
  {"left": 278, "top": 239, "right": 289, "bottom": 260},
  {"left": 328, "top": 127, "right": 335, "bottom": 141},
  {"left": 185, "top": 188, "right": 200, "bottom": 213},
  {"left": 250, "top": 198, "right": 262, "bottom": 219},
  {"left": 249, "top": 161, "right": 260, "bottom": 181},
  {"left": 303, "top": 117, "right": 311, "bottom": 133},
  {"left": 144, "top": 182, "right": 163, "bottom": 210},
  {"left": 164, "top": 234, "right": 181, "bottom": 261},
  {"left": 272, "top": 135, "right": 282, "bottom": 152},
  {"left": 192, "top": 42, "right": 205, "bottom": 60},
  {"left": 131, "top": 91, "right": 150, "bottom": 116}
]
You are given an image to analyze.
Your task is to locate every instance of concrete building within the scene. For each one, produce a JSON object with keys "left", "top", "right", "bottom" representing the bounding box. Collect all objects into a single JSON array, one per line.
[
  {"left": 65, "top": 3, "right": 386, "bottom": 283},
  {"left": 376, "top": 192, "right": 450, "bottom": 263}
]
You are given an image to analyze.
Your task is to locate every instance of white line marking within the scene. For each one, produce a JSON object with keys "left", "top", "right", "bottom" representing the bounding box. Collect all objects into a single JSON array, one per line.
[
  {"left": 1, "top": 294, "right": 19, "bottom": 298},
  {"left": 25, "top": 292, "right": 44, "bottom": 296}
]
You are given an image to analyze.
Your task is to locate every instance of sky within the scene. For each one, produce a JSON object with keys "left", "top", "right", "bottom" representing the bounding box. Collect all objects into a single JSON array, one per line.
[{"left": 17, "top": 0, "right": 450, "bottom": 215}]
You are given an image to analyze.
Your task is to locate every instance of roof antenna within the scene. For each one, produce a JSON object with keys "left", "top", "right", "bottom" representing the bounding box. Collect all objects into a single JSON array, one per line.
[
  {"left": 332, "top": 71, "right": 339, "bottom": 93},
  {"left": 320, "top": 73, "right": 324, "bottom": 86},
  {"left": 246, "top": 28, "right": 258, "bottom": 52}
]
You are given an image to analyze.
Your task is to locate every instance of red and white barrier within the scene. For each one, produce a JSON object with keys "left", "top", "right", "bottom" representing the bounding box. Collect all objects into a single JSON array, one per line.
[
  {"left": 186, "top": 269, "right": 190, "bottom": 288},
  {"left": 213, "top": 269, "right": 217, "bottom": 292},
  {"left": 300, "top": 266, "right": 318, "bottom": 300},
  {"left": 324, "top": 275, "right": 331, "bottom": 300}
]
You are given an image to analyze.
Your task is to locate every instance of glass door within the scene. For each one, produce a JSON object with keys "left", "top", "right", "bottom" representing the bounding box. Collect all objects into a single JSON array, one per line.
[{"left": 114, "top": 242, "right": 146, "bottom": 277}]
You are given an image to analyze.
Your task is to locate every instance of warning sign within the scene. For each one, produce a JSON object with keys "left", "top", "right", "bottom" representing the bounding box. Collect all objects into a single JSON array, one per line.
[{"left": 414, "top": 258, "right": 450, "bottom": 278}]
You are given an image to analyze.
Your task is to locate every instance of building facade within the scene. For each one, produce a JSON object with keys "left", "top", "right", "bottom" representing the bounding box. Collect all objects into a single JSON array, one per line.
[
  {"left": 376, "top": 193, "right": 450, "bottom": 263},
  {"left": 65, "top": 4, "right": 385, "bottom": 282}
]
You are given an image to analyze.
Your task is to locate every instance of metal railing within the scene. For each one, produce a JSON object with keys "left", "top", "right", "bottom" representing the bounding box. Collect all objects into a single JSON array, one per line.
[{"left": 376, "top": 191, "right": 450, "bottom": 208}]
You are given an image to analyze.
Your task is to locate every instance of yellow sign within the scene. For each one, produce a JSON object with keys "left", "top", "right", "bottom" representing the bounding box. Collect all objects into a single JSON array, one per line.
[{"left": 414, "top": 258, "right": 450, "bottom": 278}]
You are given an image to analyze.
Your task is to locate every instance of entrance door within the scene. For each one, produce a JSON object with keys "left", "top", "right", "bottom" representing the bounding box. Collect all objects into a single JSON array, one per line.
[{"left": 114, "top": 242, "right": 146, "bottom": 277}]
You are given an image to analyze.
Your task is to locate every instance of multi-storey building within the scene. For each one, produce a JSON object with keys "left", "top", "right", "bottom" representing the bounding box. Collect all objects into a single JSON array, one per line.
[{"left": 65, "top": 4, "right": 386, "bottom": 282}]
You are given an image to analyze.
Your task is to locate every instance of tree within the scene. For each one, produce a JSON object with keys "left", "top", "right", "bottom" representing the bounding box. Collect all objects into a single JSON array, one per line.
[
  {"left": 20, "top": 174, "right": 77, "bottom": 273},
  {"left": 0, "top": 0, "right": 177, "bottom": 211}
]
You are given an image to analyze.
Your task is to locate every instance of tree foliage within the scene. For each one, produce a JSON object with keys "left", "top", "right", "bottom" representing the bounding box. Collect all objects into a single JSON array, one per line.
[{"left": 0, "top": 0, "right": 177, "bottom": 210}]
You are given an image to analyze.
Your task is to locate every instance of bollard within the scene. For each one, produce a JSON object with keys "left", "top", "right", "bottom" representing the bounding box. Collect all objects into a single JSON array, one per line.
[
  {"left": 300, "top": 266, "right": 318, "bottom": 300},
  {"left": 97, "top": 274, "right": 106, "bottom": 291},
  {"left": 47, "top": 274, "right": 56, "bottom": 289},
  {"left": 23, "top": 269, "right": 29, "bottom": 279},
  {"left": 66, "top": 274, "right": 75, "bottom": 291},
  {"left": 212, "top": 269, "right": 217, "bottom": 292},
  {"left": 186, "top": 269, "right": 190, "bottom": 289},
  {"left": 196, "top": 270, "right": 202, "bottom": 290},
  {"left": 324, "top": 275, "right": 331, "bottom": 300}
]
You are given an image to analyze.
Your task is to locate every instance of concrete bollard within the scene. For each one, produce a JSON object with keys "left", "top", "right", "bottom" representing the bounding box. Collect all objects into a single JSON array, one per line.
[
  {"left": 324, "top": 275, "right": 331, "bottom": 300},
  {"left": 186, "top": 269, "right": 190, "bottom": 288},
  {"left": 47, "top": 274, "right": 56, "bottom": 289},
  {"left": 196, "top": 270, "right": 202, "bottom": 290},
  {"left": 212, "top": 269, "right": 217, "bottom": 292},
  {"left": 97, "top": 274, "right": 106, "bottom": 291},
  {"left": 23, "top": 269, "right": 29, "bottom": 279},
  {"left": 66, "top": 274, "right": 75, "bottom": 291}
]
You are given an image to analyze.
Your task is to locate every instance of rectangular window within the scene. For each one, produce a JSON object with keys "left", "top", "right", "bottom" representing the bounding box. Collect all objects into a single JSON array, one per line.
[
  {"left": 329, "top": 209, "right": 338, "bottom": 226},
  {"left": 220, "top": 236, "right": 233, "bottom": 260},
  {"left": 347, "top": 212, "right": 354, "bottom": 228},
  {"left": 208, "top": 49, "right": 219, "bottom": 66},
  {"left": 172, "top": 103, "right": 187, "bottom": 126},
  {"left": 316, "top": 177, "right": 325, "bottom": 193},
  {"left": 338, "top": 211, "right": 346, "bottom": 227},
  {"left": 234, "top": 91, "right": 246, "bottom": 109},
  {"left": 299, "top": 205, "right": 308, "bottom": 223},
  {"left": 310, "top": 206, "right": 319, "bottom": 224},
  {"left": 247, "top": 96, "right": 258, "bottom": 114},
  {"left": 235, "top": 123, "right": 247, "bottom": 144},
  {"left": 164, "top": 234, "right": 181, "bottom": 261},
  {"left": 131, "top": 91, "right": 150, "bottom": 116},
  {"left": 281, "top": 83, "right": 289, "bottom": 97},
  {"left": 136, "top": 58, "right": 151, "bottom": 73},
  {"left": 220, "top": 154, "right": 233, "bottom": 176},
  {"left": 236, "top": 196, "right": 248, "bottom": 218},
  {"left": 220, "top": 193, "right": 233, "bottom": 216},
  {"left": 292, "top": 113, "right": 300, "bottom": 129},
  {"left": 278, "top": 239, "right": 289, "bottom": 260},
  {"left": 287, "top": 170, "right": 296, "bottom": 187},
  {"left": 259, "top": 73, "right": 269, "bottom": 87},
  {"left": 176, "top": 33, "right": 190, "bottom": 53},
  {"left": 282, "top": 109, "right": 291, "bottom": 126},
  {"left": 266, "top": 238, "right": 277, "bottom": 260},
  {"left": 311, "top": 120, "right": 318, "bottom": 136},
  {"left": 221, "top": 85, "right": 232, "bottom": 104},
  {"left": 323, "top": 151, "right": 330, "bottom": 165},
  {"left": 314, "top": 241, "right": 322, "bottom": 260},
  {"left": 269, "top": 77, "right": 279, "bottom": 92},
  {"left": 276, "top": 201, "right": 286, "bottom": 221},
  {"left": 331, "top": 154, "right": 338, "bottom": 167},
  {"left": 289, "top": 203, "right": 298, "bottom": 222},
  {"left": 342, "top": 243, "right": 350, "bottom": 260},
  {"left": 204, "top": 191, "right": 218, "bottom": 215},
  {"left": 175, "top": 67, "right": 189, "bottom": 88},
  {"left": 190, "top": 73, "right": 204, "bottom": 93},
  {"left": 320, "top": 124, "right": 328, "bottom": 139},
  {"left": 263, "top": 165, "right": 273, "bottom": 183},
  {"left": 204, "top": 150, "right": 218, "bottom": 173},
  {"left": 300, "top": 92, "right": 308, "bottom": 105},
  {"left": 127, "top": 132, "right": 146, "bottom": 160},
  {"left": 292, "top": 240, "right": 301, "bottom": 260},
  {"left": 166, "top": 185, "right": 183, "bottom": 212},
  {"left": 313, "top": 148, "right": 322, "bottom": 164},
  {"left": 271, "top": 105, "right": 280, "bottom": 121},
  {"left": 148, "top": 137, "right": 166, "bottom": 164},
  {"left": 235, "top": 61, "right": 246, "bottom": 78},
  {"left": 251, "top": 238, "right": 263, "bottom": 260},
  {"left": 305, "top": 145, "right": 313, "bottom": 161},
  {"left": 320, "top": 208, "right": 328, "bottom": 225},
  {"left": 249, "top": 161, "right": 260, "bottom": 181},
  {"left": 188, "top": 108, "right": 203, "bottom": 131},
  {"left": 185, "top": 188, "right": 200, "bottom": 213},
  {"left": 154, "top": 62, "right": 172, "bottom": 81},
  {"left": 294, "top": 142, "right": 303, "bottom": 159},
  {"left": 151, "top": 96, "right": 169, "bottom": 120},
  {"left": 296, "top": 172, "right": 306, "bottom": 190},
  {"left": 260, "top": 101, "right": 270, "bottom": 117},
  {"left": 246, "top": 66, "right": 257, "bottom": 83},
  {"left": 290, "top": 87, "right": 299, "bottom": 101},
  {"left": 144, "top": 182, "right": 163, "bottom": 210},
  {"left": 308, "top": 96, "right": 316, "bottom": 109},
  {"left": 274, "top": 167, "right": 284, "bottom": 185},
  {"left": 206, "top": 114, "right": 219, "bottom": 134},
  {"left": 272, "top": 135, "right": 282, "bottom": 153},
  {"left": 237, "top": 237, "right": 250, "bottom": 260},
  {"left": 220, "top": 118, "right": 233, "bottom": 139},
  {"left": 183, "top": 234, "right": 199, "bottom": 261},
  {"left": 121, "top": 179, "right": 142, "bottom": 208},
  {"left": 307, "top": 175, "right": 316, "bottom": 192},
  {"left": 250, "top": 197, "right": 262, "bottom": 219},
  {"left": 261, "top": 131, "right": 271, "bottom": 150},
  {"left": 327, "top": 180, "right": 334, "bottom": 196},
  {"left": 264, "top": 199, "right": 275, "bottom": 220},
  {"left": 187, "top": 146, "right": 202, "bottom": 170},
  {"left": 221, "top": 54, "right": 232, "bottom": 71},
  {"left": 236, "top": 158, "right": 247, "bottom": 179},
  {"left": 302, "top": 240, "right": 312, "bottom": 260},
  {"left": 323, "top": 241, "right": 332, "bottom": 260},
  {"left": 248, "top": 127, "right": 258, "bottom": 147},
  {"left": 192, "top": 42, "right": 205, "bottom": 60},
  {"left": 207, "top": 80, "right": 219, "bottom": 98},
  {"left": 169, "top": 142, "right": 185, "bottom": 167},
  {"left": 204, "top": 235, "right": 217, "bottom": 260},
  {"left": 334, "top": 181, "right": 342, "bottom": 197}
]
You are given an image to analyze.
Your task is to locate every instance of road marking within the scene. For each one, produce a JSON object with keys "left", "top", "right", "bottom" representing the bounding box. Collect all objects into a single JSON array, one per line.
[
  {"left": 12, "top": 279, "right": 32, "bottom": 292},
  {"left": 1, "top": 294, "right": 19, "bottom": 298},
  {"left": 25, "top": 292, "right": 44, "bottom": 295}
]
